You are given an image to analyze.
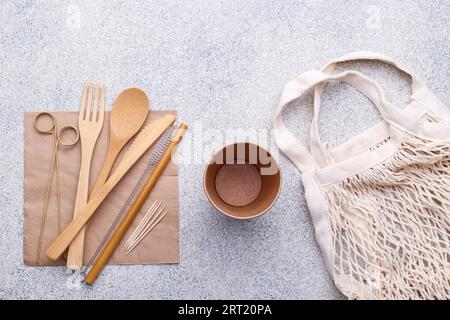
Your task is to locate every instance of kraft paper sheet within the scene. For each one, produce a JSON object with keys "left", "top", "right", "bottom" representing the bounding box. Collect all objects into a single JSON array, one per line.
[{"left": 23, "top": 110, "right": 179, "bottom": 266}]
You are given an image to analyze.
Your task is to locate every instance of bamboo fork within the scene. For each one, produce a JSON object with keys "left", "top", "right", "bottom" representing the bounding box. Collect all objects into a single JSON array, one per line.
[
  {"left": 123, "top": 200, "right": 167, "bottom": 255},
  {"left": 67, "top": 83, "right": 105, "bottom": 270}
]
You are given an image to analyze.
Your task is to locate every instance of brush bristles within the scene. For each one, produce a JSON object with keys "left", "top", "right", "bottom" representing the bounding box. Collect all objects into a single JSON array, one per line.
[{"left": 150, "top": 126, "right": 175, "bottom": 165}]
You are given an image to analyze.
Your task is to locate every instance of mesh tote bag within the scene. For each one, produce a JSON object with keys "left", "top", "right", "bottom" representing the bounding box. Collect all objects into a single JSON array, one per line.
[{"left": 273, "top": 52, "right": 450, "bottom": 299}]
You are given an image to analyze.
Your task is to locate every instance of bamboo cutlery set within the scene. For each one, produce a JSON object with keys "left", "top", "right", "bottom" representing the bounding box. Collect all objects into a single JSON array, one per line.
[
  {"left": 25, "top": 84, "right": 281, "bottom": 286},
  {"left": 27, "top": 84, "right": 187, "bottom": 284}
]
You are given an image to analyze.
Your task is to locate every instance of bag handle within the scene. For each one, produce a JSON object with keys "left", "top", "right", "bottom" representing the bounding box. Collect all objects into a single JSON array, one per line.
[
  {"left": 310, "top": 52, "right": 424, "bottom": 167},
  {"left": 319, "top": 51, "right": 423, "bottom": 91},
  {"left": 273, "top": 69, "right": 419, "bottom": 172}
]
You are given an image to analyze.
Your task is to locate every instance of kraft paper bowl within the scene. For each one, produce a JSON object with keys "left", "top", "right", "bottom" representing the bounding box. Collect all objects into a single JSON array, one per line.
[{"left": 203, "top": 142, "right": 281, "bottom": 220}]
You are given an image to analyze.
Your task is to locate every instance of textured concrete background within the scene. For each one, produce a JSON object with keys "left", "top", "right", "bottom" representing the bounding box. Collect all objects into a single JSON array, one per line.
[{"left": 1, "top": 0, "right": 449, "bottom": 299}]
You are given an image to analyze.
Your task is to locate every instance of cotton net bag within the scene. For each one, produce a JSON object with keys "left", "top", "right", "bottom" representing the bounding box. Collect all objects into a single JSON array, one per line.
[{"left": 273, "top": 52, "right": 450, "bottom": 299}]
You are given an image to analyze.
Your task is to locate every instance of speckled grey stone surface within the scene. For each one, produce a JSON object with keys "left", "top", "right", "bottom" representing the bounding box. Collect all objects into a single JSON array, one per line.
[{"left": 1, "top": 0, "right": 449, "bottom": 300}]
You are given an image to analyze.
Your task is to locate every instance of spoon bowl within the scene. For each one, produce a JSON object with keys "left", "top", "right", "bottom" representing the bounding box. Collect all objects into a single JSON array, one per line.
[
  {"left": 110, "top": 88, "right": 149, "bottom": 143},
  {"left": 91, "top": 88, "right": 150, "bottom": 195}
]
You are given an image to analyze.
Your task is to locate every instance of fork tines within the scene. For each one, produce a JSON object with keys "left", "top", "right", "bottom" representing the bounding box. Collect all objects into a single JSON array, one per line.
[{"left": 80, "top": 83, "right": 105, "bottom": 122}]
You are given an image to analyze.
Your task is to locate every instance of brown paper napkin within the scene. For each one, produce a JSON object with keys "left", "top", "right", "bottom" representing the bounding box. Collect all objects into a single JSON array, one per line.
[{"left": 23, "top": 111, "right": 179, "bottom": 266}]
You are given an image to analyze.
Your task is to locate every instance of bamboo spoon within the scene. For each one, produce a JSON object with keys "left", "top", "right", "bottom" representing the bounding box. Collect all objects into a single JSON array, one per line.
[
  {"left": 90, "top": 88, "right": 149, "bottom": 196},
  {"left": 67, "top": 88, "right": 149, "bottom": 269}
]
